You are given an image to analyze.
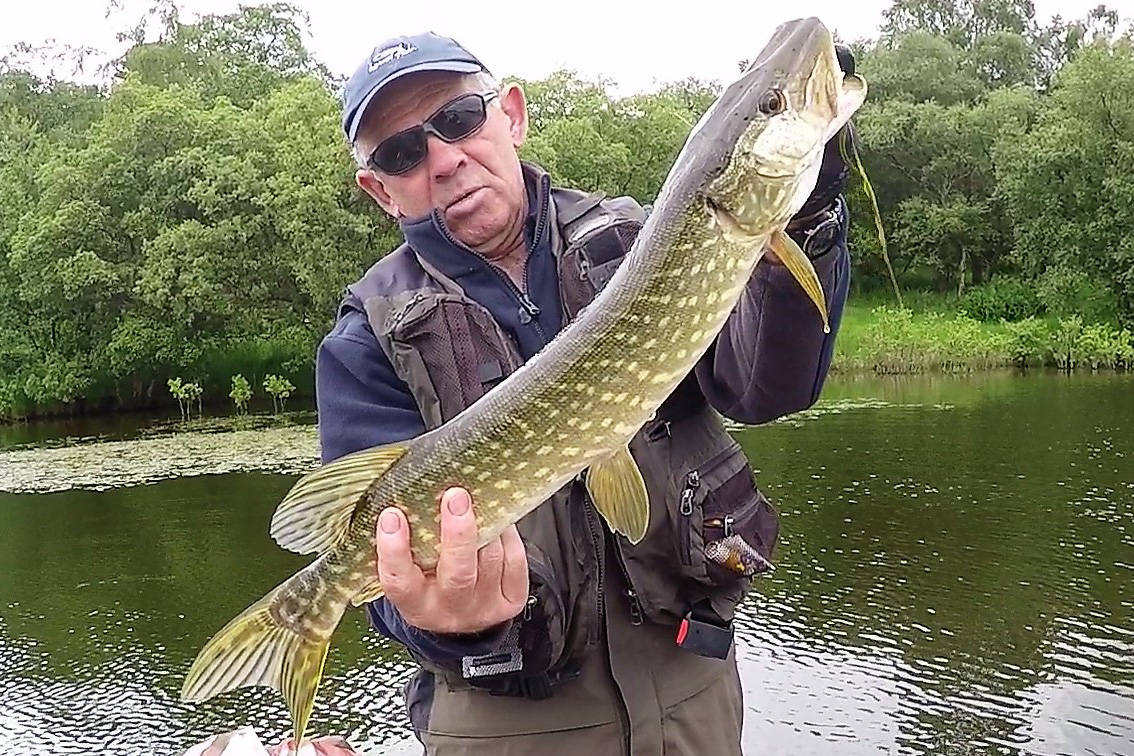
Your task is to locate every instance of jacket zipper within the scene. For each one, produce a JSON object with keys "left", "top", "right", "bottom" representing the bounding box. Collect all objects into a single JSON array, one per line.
[
  {"left": 433, "top": 179, "right": 551, "bottom": 346},
  {"left": 678, "top": 470, "right": 700, "bottom": 566},
  {"left": 515, "top": 177, "right": 550, "bottom": 343}
]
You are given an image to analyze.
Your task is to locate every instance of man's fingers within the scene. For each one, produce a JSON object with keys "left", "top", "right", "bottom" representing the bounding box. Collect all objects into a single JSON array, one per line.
[
  {"left": 436, "top": 487, "right": 479, "bottom": 594},
  {"left": 476, "top": 536, "right": 506, "bottom": 586},
  {"left": 375, "top": 507, "right": 425, "bottom": 606},
  {"left": 499, "top": 524, "right": 529, "bottom": 607}
]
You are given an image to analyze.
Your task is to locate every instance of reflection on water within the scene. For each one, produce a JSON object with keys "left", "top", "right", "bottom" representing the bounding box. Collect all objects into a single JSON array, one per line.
[{"left": 0, "top": 371, "right": 1131, "bottom": 755}]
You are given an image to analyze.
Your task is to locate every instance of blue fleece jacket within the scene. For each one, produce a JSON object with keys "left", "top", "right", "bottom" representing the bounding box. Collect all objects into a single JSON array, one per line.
[{"left": 314, "top": 169, "right": 851, "bottom": 664}]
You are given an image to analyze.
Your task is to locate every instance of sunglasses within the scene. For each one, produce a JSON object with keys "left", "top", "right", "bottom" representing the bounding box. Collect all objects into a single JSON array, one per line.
[{"left": 366, "top": 91, "right": 500, "bottom": 175}]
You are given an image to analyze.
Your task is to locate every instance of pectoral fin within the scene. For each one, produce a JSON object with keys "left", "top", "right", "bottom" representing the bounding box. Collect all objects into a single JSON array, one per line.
[
  {"left": 770, "top": 229, "right": 830, "bottom": 333},
  {"left": 585, "top": 446, "right": 650, "bottom": 544},
  {"left": 270, "top": 443, "right": 408, "bottom": 555}
]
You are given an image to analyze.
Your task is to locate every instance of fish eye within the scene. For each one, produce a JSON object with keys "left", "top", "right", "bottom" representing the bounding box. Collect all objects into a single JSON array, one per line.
[{"left": 758, "top": 88, "right": 787, "bottom": 115}]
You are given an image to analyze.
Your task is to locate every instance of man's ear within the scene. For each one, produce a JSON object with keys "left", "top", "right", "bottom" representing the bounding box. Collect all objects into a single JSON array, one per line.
[
  {"left": 356, "top": 169, "right": 401, "bottom": 218},
  {"left": 498, "top": 83, "right": 528, "bottom": 148}
]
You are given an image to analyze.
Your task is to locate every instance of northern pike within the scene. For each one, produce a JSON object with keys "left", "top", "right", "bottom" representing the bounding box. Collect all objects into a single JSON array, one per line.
[{"left": 180, "top": 16, "right": 867, "bottom": 747}]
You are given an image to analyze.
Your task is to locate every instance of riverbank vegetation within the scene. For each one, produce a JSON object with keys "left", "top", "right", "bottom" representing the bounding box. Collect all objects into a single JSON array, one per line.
[
  {"left": 834, "top": 295, "right": 1133, "bottom": 375},
  {"left": 1, "top": 0, "right": 1132, "bottom": 421}
]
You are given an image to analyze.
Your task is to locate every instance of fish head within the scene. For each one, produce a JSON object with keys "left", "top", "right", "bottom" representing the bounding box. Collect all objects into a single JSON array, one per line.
[{"left": 680, "top": 17, "right": 866, "bottom": 235}]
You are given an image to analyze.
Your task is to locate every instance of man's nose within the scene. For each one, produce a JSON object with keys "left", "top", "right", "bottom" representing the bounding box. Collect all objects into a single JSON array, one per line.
[{"left": 425, "top": 135, "right": 465, "bottom": 178}]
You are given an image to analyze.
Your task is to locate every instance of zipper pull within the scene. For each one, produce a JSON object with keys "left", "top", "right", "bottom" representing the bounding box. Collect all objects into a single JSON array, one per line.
[
  {"left": 723, "top": 514, "right": 734, "bottom": 537},
  {"left": 626, "top": 589, "right": 644, "bottom": 626},
  {"left": 679, "top": 470, "right": 700, "bottom": 516},
  {"left": 523, "top": 594, "right": 537, "bottom": 622},
  {"left": 577, "top": 253, "right": 591, "bottom": 281},
  {"left": 390, "top": 292, "right": 423, "bottom": 328},
  {"left": 679, "top": 487, "right": 694, "bottom": 516},
  {"left": 517, "top": 292, "right": 541, "bottom": 324}
]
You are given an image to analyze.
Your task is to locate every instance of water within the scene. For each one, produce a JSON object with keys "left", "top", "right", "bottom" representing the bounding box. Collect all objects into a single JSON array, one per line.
[{"left": 1, "top": 371, "right": 1131, "bottom": 755}]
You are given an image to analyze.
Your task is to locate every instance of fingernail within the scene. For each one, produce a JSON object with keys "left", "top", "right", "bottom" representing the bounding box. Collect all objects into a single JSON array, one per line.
[
  {"left": 446, "top": 488, "right": 470, "bottom": 516},
  {"left": 380, "top": 509, "right": 400, "bottom": 534}
]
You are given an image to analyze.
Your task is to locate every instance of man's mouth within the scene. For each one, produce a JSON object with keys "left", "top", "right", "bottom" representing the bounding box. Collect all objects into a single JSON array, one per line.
[{"left": 445, "top": 187, "right": 484, "bottom": 212}]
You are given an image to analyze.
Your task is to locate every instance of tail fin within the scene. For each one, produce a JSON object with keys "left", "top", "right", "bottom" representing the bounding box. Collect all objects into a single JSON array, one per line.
[{"left": 180, "top": 569, "right": 345, "bottom": 748}]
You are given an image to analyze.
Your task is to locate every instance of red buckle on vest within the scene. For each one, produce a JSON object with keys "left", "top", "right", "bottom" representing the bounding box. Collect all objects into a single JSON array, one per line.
[
  {"left": 675, "top": 617, "right": 690, "bottom": 646},
  {"left": 674, "top": 610, "right": 732, "bottom": 659}
]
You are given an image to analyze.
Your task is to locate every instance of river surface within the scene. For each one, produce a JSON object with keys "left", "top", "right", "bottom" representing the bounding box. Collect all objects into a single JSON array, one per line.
[{"left": 1, "top": 371, "right": 1131, "bottom": 755}]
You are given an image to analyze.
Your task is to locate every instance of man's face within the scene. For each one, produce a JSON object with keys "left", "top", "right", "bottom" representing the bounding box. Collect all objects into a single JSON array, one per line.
[{"left": 353, "top": 72, "right": 529, "bottom": 254}]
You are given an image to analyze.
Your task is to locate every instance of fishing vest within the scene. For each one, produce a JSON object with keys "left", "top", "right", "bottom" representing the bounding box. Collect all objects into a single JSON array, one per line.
[{"left": 337, "top": 165, "right": 780, "bottom": 697}]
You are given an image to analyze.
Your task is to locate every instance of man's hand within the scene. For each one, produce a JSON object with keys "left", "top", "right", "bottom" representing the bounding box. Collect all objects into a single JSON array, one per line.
[{"left": 375, "top": 487, "right": 529, "bottom": 636}]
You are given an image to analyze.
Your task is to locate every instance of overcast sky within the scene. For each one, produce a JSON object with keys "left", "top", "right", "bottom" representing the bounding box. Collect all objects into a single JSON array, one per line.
[{"left": 2, "top": 0, "right": 1128, "bottom": 94}]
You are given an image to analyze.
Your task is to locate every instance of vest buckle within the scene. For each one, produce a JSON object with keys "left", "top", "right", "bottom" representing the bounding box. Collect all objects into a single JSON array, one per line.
[{"left": 675, "top": 607, "right": 733, "bottom": 659}]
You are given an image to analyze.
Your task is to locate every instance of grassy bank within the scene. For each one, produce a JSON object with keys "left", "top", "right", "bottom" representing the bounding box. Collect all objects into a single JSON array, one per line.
[{"left": 832, "top": 292, "right": 1133, "bottom": 374}]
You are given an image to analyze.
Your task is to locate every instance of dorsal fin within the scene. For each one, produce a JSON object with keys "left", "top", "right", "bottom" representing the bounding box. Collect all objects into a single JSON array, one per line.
[{"left": 270, "top": 444, "right": 408, "bottom": 554}]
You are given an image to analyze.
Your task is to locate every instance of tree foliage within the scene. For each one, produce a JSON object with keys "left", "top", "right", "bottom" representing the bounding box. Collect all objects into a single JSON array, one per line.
[
  {"left": 0, "top": 3, "right": 393, "bottom": 419},
  {"left": 848, "top": 0, "right": 1132, "bottom": 303},
  {"left": 0, "top": 0, "right": 1132, "bottom": 419}
]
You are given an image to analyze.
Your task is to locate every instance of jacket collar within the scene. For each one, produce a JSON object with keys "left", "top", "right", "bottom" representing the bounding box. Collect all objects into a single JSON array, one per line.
[{"left": 398, "top": 161, "right": 553, "bottom": 285}]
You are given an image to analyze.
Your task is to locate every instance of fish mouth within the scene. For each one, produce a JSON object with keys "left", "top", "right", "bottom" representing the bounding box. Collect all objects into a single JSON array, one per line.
[{"left": 754, "top": 168, "right": 802, "bottom": 180}]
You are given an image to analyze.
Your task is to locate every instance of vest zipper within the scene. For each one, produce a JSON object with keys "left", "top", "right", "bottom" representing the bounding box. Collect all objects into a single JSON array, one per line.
[
  {"left": 613, "top": 546, "right": 645, "bottom": 626},
  {"left": 584, "top": 490, "right": 606, "bottom": 635},
  {"left": 387, "top": 291, "right": 424, "bottom": 330},
  {"left": 523, "top": 594, "right": 537, "bottom": 622},
  {"left": 678, "top": 470, "right": 700, "bottom": 566},
  {"left": 582, "top": 470, "right": 645, "bottom": 628}
]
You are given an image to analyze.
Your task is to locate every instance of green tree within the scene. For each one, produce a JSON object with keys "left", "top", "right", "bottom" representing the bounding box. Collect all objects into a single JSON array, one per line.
[
  {"left": 851, "top": 85, "right": 1038, "bottom": 293},
  {"left": 229, "top": 374, "right": 252, "bottom": 414},
  {"left": 263, "top": 374, "right": 294, "bottom": 414},
  {"left": 0, "top": 3, "right": 392, "bottom": 419},
  {"left": 994, "top": 39, "right": 1134, "bottom": 319}
]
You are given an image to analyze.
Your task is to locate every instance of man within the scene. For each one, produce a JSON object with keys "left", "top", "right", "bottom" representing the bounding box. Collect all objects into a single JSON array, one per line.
[{"left": 316, "top": 31, "right": 855, "bottom": 755}]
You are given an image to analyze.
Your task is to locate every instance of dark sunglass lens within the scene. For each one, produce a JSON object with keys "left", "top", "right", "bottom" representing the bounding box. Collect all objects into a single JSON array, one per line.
[
  {"left": 374, "top": 131, "right": 426, "bottom": 174},
  {"left": 432, "top": 95, "right": 486, "bottom": 140}
]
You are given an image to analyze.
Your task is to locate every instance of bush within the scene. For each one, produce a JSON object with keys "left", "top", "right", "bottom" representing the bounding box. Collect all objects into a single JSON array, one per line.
[
  {"left": 1078, "top": 323, "right": 1134, "bottom": 370},
  {"left": 229, "top": 374, "right": 252, "bottom": 414},
  {"left": 1037, "top": 267, "right": 1119, "bottom": 324},
  {"left": 168, "top": 377, "right": 203, "bottom": 421},
  {"left": 1051, "top": 316, "right": 1083, "bottom": 370},
  {"left": 835, "top": 297, "right": 1131, "bottom": 374},
  {"left": 263, "top": 374, "right": 295, "bottom": 414},
  {"left": 856, "top": 305, "right": 1010, "bottom": 373},
  {"left": 1003, "top": 317, "right": 1050, "bottom": 367},
  {"left": 958, "top": 276, "right": 1044, "bottom": 322}
]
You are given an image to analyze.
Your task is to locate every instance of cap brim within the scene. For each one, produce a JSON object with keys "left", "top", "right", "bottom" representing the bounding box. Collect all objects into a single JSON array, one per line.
[{"left": 346, "top": 60, "right": 484, "bottom": 143}]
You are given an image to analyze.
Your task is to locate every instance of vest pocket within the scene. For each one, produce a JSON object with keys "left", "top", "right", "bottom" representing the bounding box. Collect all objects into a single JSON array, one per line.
[
  {"left": 701, "top": 475, "right": 779, "bottom": 585},
  {"left": 388, "top": 293, "right": 522, "bottom": 426},
  {"left": 676, "top": 443, "right": 779, "bottom": 590}
]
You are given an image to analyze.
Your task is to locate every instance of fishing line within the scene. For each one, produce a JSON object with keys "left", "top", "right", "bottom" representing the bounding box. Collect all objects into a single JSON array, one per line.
[{"left": 839, "top": 127, "right": 903, "bottom": 308}]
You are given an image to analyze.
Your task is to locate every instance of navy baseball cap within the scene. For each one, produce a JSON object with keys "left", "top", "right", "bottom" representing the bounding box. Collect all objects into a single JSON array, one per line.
[{"left": 341, "top": 32, "right": 489, "bottom": 143}]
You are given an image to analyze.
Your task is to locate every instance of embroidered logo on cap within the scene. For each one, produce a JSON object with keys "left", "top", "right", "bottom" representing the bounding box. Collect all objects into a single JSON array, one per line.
[{"left": 368, "top": 42, "right": 416, "bottom": 72}]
